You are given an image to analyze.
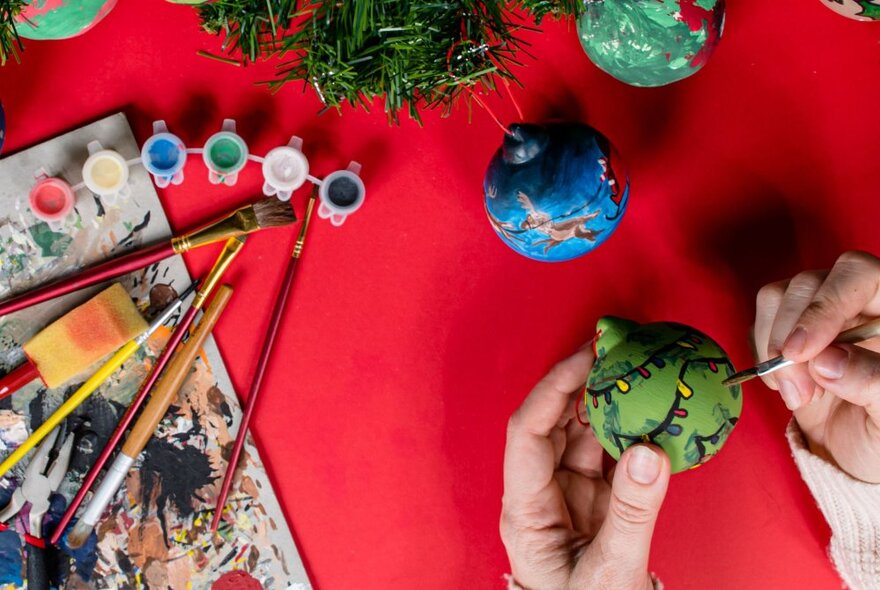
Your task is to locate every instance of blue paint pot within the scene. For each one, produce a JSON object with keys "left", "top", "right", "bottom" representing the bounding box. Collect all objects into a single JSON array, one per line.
[{"left": 141, "top": 131, "right": 187, "bottom": 188}]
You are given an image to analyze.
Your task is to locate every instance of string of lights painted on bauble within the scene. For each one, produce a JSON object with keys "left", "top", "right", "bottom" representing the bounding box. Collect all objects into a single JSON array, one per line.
[
  {"left": 15, "top": 0, "right": 117, "bottom": 41},
  {"left": 578, "top": 0, "right": 725, "bottom": 87},
  {"left": 585, "top": 317, "right": 742, "bottom": 474},
  {"left": 822, "top": 0, "right": 880, "bottom": 20},
  {"left": 483, "top": 123, "right": 629, "bottom": 262}
]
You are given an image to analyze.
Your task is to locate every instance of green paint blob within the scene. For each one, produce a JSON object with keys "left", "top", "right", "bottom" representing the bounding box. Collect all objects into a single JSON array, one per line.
[
  {"left": 208, "top": 138, "right": 244, "bottom": 172},
  {"left": 585, "top": 317, "right": 742, "bottom": 474},
  {"left": 17, "top": 0, "right": 116, "bottom": 41},
  {"left": 27, "top": 222, "right": 72, "bottom": 258},
  {"left": 577, "top": 0, "right": 725, "bottom": 87}
]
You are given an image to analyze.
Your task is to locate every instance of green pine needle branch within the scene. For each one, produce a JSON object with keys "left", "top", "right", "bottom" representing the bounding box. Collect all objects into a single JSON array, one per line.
[
  {"left": 196, "top": 0, "right": 583, "bottom": 123},
  {"left": 0, "top": 0, "right": 27, "bottom": 66}
]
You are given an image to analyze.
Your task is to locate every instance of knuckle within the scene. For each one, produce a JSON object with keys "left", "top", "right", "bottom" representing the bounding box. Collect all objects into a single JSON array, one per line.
[
  {"left": 836, "top": 250, "right": 879, "bottom": 270},
  {"left": 756, "top": 282, "right": 784, "bottom": 311},
  {"left": 610, "top": 492, "right": 654, "bottom": 531},
  {"left": 788, "top": 271, "right": 824, "bottom": 294}
]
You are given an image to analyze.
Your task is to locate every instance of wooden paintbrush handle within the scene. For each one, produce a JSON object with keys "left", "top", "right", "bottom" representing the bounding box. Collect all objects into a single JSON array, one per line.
[
  {"left": 0, "top": 241, "right": 175, "bottom": 317},
  {"left": 836, "top": 317, "right": 880, "bottom": 344},
  {"left": 121, "top": 285, "right": 233, "bottom": 457}
]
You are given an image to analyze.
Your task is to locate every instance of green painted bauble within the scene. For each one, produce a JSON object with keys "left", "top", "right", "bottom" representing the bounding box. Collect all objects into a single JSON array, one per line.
[
  {"left": 16, "top": 0, "right": 117, "bottom": 41},
  {"left": 577, "top": 0, "right": 725, "bottom": 87},
  {"left": 821, "top": 0, "right": 880, "bottom": 21},
  {"left": 585, "top": 317, "right": 742, "bottom": 473}
]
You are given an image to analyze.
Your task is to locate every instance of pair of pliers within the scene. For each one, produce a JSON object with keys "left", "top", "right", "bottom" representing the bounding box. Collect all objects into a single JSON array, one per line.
[{"left": 0, "top": 426, "right": 73, "bottom": 590}]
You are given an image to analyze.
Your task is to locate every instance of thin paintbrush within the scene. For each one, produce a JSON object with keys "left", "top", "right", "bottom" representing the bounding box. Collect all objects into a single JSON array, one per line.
[
  {"left": 66, "top": 284, "right": 234, "bottom": 549},
  {"left": 49, "top": 235, "right": 247, "bottom": 546},
  {"left": 724, "top": 317, "right": 880, "bottom": 386},
  {"left": 0, "top": 198, "right": 294, "bottom": 317},
  {"left": 211, "top": 191, "right": 317, "bottom": 532},
  {"left": 0, "top": 281, "right": 199, "bottom": 479}
]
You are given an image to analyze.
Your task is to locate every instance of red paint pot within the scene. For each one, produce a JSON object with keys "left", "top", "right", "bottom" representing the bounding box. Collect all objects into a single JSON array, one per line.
[{"left": 29, "top": 177, "right": 75, "bottom": 223}]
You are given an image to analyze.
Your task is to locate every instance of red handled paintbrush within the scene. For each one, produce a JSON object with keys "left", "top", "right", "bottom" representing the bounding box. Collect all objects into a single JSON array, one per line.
[
  {"left": 210, "top": 190, "right": 318, "bottom": 532},
  {"left": 0, "top": 198, "right": 294, "bottom": 318}
]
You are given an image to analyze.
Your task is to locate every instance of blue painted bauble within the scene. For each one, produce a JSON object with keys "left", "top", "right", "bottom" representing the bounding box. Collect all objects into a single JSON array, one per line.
[
  {"left": 484, "top": 122, "right": 629, "bottom": 262},
  {"left": 0, "top": 102, "right": 5, "bottom": 155}
]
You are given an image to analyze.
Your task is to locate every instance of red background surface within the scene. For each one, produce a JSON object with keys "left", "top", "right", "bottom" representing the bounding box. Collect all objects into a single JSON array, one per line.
[{"left": 0, "top": 1, "right": 876, "bottom": 588}]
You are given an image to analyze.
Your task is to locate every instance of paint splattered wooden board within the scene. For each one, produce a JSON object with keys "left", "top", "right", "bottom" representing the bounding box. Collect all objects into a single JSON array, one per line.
[{"left": 0, "top": 114, "right": 311, "bottom": 589}]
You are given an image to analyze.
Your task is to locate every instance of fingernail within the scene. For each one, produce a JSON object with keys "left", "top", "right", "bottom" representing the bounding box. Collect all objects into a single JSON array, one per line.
[
  {"left": 813, "top": 346, "right": 848, "bottom": 380},
  {"left": 784, "top": 327, "right": 807, "bottom": 357},
  {"left": 779, "top": 380, "right": 802, "bottom": 411},
  {"left": 627, "top": 446, "right": 660, "bottom": 485}
]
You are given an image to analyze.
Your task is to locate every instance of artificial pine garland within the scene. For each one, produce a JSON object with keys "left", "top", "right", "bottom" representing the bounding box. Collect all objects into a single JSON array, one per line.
[
  {"left": 0, "top": 0, "right": 582, "bottom": 121},
  {"left": 0, "top": 0, "right": 26, "bottom": 66},
  {"left": 198, "top": 0, "right": 583, "bottom": 123}
]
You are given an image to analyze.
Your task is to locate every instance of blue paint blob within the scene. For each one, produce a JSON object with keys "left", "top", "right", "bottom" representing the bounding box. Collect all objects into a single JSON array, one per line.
[
  {"left": 0, "top": 530, "right": 23, "bottom": 585},
  {"left": 148, "top": 138, "right": 181, "bottom": 172},
  {"left": 58, "top": 519, "right": 99, "bottom": 581}
]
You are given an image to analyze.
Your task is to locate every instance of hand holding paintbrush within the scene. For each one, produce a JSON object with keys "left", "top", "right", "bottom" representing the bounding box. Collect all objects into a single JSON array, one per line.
[
  {"left": 66, "top": 284, "right": 234, "bottom": 549},
  {"left": 0, "top": 198, "right": 294, "bottom": 318}
]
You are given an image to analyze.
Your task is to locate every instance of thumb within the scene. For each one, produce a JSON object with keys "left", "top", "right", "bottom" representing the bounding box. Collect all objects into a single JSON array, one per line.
[
  {"left": 809, "top": 344, "right": 880, "bottom": 420},
  {"left": 595, "top": 444, "right": 671, "bottom": 577}
]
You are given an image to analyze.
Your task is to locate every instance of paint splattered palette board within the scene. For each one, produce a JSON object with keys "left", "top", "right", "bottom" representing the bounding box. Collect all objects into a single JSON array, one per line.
[{"left": 0, "top": 114, "right": 310, "bottom": 589}]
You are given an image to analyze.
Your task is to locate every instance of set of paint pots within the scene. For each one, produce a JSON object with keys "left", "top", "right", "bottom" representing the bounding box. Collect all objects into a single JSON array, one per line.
[{"left": 27, "top": 118, "right": 368, "bottom": 228}]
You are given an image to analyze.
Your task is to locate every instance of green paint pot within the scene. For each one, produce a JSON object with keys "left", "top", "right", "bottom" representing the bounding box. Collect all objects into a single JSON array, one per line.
[
  {"left": 203, "top": 130, "right": 249, "bottom": 185},
  {"left": 585, "top": 316, "right": 742, "bottom": 473}
]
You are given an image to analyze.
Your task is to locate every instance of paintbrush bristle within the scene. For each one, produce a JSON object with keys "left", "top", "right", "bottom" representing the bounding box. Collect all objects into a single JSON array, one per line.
[
  {"left": 66, "top": 520, "right": 93, "bottom": 549},
  {"left": 722, "top": 368, "right": 757, "bottom": 387},
  {"left": 253, "top": 198, "right": 297, "bottom": 228}
]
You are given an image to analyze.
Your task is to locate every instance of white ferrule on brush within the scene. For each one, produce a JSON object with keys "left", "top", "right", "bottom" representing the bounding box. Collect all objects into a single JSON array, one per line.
[
  {"left": 136, "top": 298, "right": 184, "bottom": 346},
  {"left": 80, "top": 452, "right": 135, "bottom": 528}
]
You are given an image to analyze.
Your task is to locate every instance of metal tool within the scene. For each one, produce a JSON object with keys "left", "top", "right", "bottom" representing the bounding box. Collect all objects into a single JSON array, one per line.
[
  {"left": 724, "top": 317, "right": 880, "bottom": 387},
  {"left": 0, "top": 426, "right": 73, "bottom": 590}
]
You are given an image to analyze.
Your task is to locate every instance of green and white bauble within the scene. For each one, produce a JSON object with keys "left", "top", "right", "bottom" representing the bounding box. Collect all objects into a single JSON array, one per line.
[{"left": 16, "top": 0, "right": 117, "bottom": 41}]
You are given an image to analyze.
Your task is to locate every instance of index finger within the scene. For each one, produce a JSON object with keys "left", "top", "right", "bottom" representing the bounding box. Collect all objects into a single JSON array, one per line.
[
  {"left": 783, "top": 251, "right": 880, "bottom": 362},
  {"left": 503, "top": 347, "right": 595, "bottom": 505}
]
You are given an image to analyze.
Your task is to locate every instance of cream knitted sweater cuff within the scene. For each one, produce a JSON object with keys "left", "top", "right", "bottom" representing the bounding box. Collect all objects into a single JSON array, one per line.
[{"left": 786, "top": 419, "right": 880, "bottom": 590}]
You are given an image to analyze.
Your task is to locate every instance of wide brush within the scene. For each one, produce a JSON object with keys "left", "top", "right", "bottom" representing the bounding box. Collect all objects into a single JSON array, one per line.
[
  {"left": 0, "top": 198, "right": 294, "bottom": 318},
  {"left": 66, "top": 284, "right": 234, "bottom": 549},
  {"left": 0, "top": 281, "right": 199, "bottom": 479},
  {"left": 210, "top": 191, "right": 317, "bottom": 532},
  {"left": 49, "top": 235, "right": 247, "bottom": 546}
]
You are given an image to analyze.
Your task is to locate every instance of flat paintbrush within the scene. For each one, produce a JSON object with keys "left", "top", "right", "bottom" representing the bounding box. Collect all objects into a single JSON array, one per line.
[
  {"left": 211, "top": 191, "right": 317, "bottom": 532},
  {"left": 0, "top": 198, "right": 294, "bottom": 317},
  {"left": 0, "top": 281, "right": 199, "bottom": 479},
  {"left": 49, "top": 235, "right": 247, "bottom": 546},
  {"left": 66, "top": 284, "right": 234, "bottom": 549}
]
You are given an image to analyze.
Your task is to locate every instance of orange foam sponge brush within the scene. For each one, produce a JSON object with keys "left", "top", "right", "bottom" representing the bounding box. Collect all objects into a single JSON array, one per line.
[{"left": 0, "top": 283, "right": 147, "bottom": 398}]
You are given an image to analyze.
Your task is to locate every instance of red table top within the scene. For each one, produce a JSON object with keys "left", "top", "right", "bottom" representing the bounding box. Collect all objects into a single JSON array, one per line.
[{"left": 0, "top": 1, "right": 874, "bottom": 588}]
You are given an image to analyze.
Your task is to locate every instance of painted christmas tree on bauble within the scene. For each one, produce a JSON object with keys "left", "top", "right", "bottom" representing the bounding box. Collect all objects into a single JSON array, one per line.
[
  {"left": 821, "top": 0, "right": 880, "bottom": 20},
  {"left": 585, "top": 317, "right": 742, "bottom": 473},
  {"left": 484, "top": 123, "right": 628, "bottom": 262},
  {"left": 15, "top": 0, "right": 117, "bottom": 41},
  {"left": 578, "top": 0, "right": 725, "bottom": 87}
]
